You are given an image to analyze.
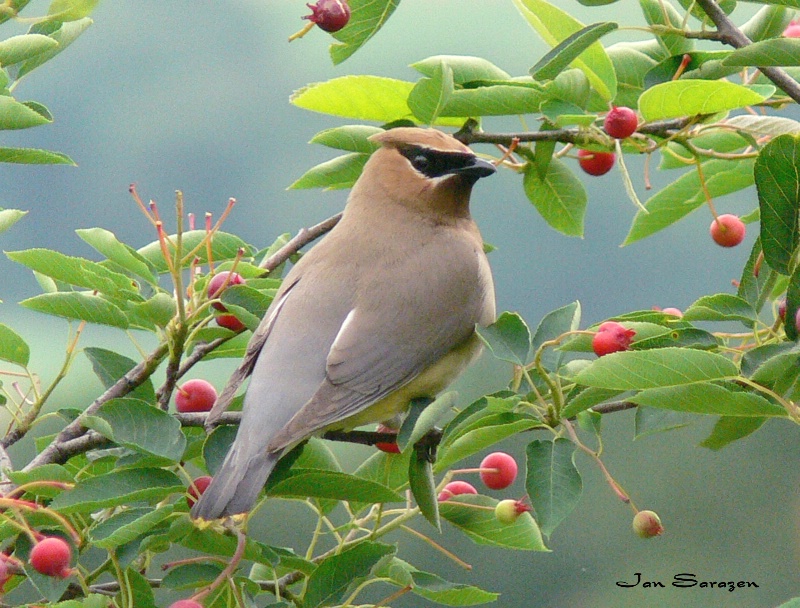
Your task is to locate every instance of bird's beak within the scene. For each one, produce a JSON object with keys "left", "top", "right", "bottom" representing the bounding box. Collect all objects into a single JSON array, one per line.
[{"left": 450, "top": 156, "right": 496, "bottom": 181}]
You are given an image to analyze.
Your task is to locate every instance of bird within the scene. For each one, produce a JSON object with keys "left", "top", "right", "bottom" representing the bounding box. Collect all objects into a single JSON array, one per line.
[{"left": 191, "top": 127, "right": 497, "bottom": 520}]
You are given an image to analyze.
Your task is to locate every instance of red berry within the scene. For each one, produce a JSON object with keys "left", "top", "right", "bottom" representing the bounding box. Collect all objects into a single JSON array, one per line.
[
  {"left": 604, "top": 106, "right": 638, "bottom": 139},
  {"left": 303, "top": 0, "right": 350, "bottom": 33},
  {"left": 186, "top": 476, "right": 213, "bottom": 508},
  {"left": 29, "top": 537, "right": 72, "bottom": 578},
  {"left": 208, "top": 271, "right": 245, "bottom": 311},
  {"left": 577, "top": 149, "right": 615, "bottom": 176},
  {"left": 175, "top": 379, "right": 218, "bottom": 413},
  {"left": 216, "top": 313, "right": 246, "bottom": 332},
  {"left": 778, "top": 299, "right": 787, "bottom": 321},
  {"left": 437, "top": 480, "right": 478, "bottom": 502},
  {"left": 783, "top": 20, "right": 800, "bottom": 37},
  {"left": 592, "top": 321, "right": 636, "bottom": 357},
  {"left": 632, "top": 510, "right": 664, "bottom": 538},
  {"left": 494, "top": 498, "right": 532, "bottom": 524},
  {"left": 374, "top": 424, "right": 400, "bottom": 454},
  {"left": 168, "top": 601, "right": 204, "bottom": 608},
  {"left": 709, "top": 214, "right": 745, "bottom": 247},
  {"left": 479, "top": 452, "right": 518, "bottom": 490}
]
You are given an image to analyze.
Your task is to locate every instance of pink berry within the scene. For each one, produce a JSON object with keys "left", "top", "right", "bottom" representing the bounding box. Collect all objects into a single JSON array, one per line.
[
  {"left": 207, "top": 271, "right": 245, "bottom": 311},
  {"left": 632, "top": 510, "right": 664, "bottom": 538},
  {"left": 216, "top": 313, "right": 246, "bottom": 332},
  {"left": 494, "top": 498, "right": 532, "bottom": 524},
  {"left": 0, "top": 558, "right": 10, "bottom": 590},
  {"left": 168, "top": 601, "right": 204, "bottom": 608},
  {"left": 175, "top": 379, "right": 218, "bottom": 413},
  {"left": 479, "top": 452, "right": 518, "bottom": 490},
  {"left": 303, "top": 0, "right": 350, "bottom": 33},
  {"left": 592, "top": 321, "right": 636, "bottom": 357},
  {"left": 778, "top": 300, "right": 787, "bottom": 321},
  {"left": 186, "top": 476, "right": 213, "bottom": 508},
  {"left": 783, "top": 20, "right": 800, "bottom": 37},
  {"left": 604, "top": 106, "right": 638, "bottom": 139},
  {"left": 437, "top": 481, "right": 478, "bottom": 502},
  {"left": 709, "top": 214, "right": 745, "bottom": 247},
  {"left": 374, "top": 424, "right": 400, "bottom": 454},
  {"left": 29, "top": 537, "right": 72, "bottom": 578},
  {"left": 577, "top": 149, "right": 615, "bottom": 176},
  {"left": 661, "top": 307, "right": 683, "bottom": 317}
]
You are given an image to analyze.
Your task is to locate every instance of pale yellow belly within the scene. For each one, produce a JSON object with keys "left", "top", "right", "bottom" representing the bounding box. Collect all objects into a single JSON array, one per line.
[{"left": 338, "top": 333, "right": 483, "bottom": 430}]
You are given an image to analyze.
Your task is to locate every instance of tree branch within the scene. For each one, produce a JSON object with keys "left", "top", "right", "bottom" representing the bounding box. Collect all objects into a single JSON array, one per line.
[
  {"left": 259, "top": 212, "right": 343, "bottom": 273},
  {"left": 694, "top": 0, "right": 800, "bottom": 104}
]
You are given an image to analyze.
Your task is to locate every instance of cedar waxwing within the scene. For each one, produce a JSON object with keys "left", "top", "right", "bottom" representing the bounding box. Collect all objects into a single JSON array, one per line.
[{"left": 191, "top": 127, "right": 496, "bottom": 520}]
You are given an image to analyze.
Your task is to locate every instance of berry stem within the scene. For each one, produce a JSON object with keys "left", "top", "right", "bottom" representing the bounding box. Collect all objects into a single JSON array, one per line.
[
  {"left": 400, "top": 525, "right": 472, "bottom": 570},
  {"left": 288, "top": 21, "right": 315, "bottom": 42}
]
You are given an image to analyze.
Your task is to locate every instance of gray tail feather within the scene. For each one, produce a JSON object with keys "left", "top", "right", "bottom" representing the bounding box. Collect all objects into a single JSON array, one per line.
[{"left": 190, "top": 449, "right": 280, "bottom": 520}]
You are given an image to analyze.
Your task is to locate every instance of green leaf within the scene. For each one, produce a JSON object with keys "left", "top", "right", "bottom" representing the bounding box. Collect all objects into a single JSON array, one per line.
[
  {"left": 47, "top": 0, "right": 99, "bottom": 21},
  {"left": 17, "top": 18, "right": 93, "bottom": 78},
  {"left": 0, "top": 323, "right": 29, "bottom": 367},
  {"left": 624, "top": 158, "right": 755, "bottom": 244},
  {"left": 310, "top": 125, "right": 383, "bottom": 153},
  {"left": 161, "top": 563, "right": 222, "bottom": 590},
  {"left": 741, "top": 5, "right": 794, "bottom": 42},
  {"left": 477, "top": 312, "right": 532, "bottom": 366},
  {"left": 530, "top": 22, "right": 618, "bottom": 82},
  {"left": 412, "top": 55, "right": 511, "bottom": 84},
  {"left": 409, "top": 452, "right": 440, "bottom": 529},
  {"left": 639, "top": 0, "right": 695, "bottom": 56},
  {"left": 630, "top": 327, "right": 720, "bottom": 350},
  {"left": 49, "top": 468, "right": 183, "bottom": 513},
  {"left": 710, "top": 411, "right": 773, "bottom": 444},
  {"left": 0, "top": 95, "right": 51, "bottom": 129},
  {"left": 526, "top": 438, "right": 582, "bottom": 537},
  {"left": 267, "top": 469, "right": 403, "bottom": 503},
  {"left": 304, "top": 542, "right": 396, "bottom": 608},
  {"left": 440, "top": 84, "right": 548, "bottom": 117},
  {"left": 774, "top": 596, "right": 800, "bottom": 608},
  {"left": 6, "top": 464, "right": 74, "bottom": 497},
  {"left": 76, "top": 228, "right": 158, "bottom": 285},
  {"left": 354, "top": 449, "right": 412, "bottom": 494},
  {"left": 288, "top": 152, "right": 369, "bottom": 190},
  {"left": 726, "top": 114, "right": 800, "bottom": 138},
  {"left": 201, "top": 425, "right": 237, "bottom": 476},
  {"left": 291, "top": 75, "right": 415, "bottom": 122},
  {"left": 329, "top": 0, "right": 400, "bottom": 65},
  {"left": 0, "top": 146, "right": 75, "bottom": 165},
  {"left": 83, "top": 347, "right": 155, "bottom": 402},
  {"left": 523, "top": 158, "right": 587, "bottom": 237},
  {"left": 7, "top": 248, "right": 140, "bottom": 298},
  {"left": 723, "top": 38, "right": 800, "bottom": 66},
  {"left": 89, "top": 506, "right": 174, "bottom": 549},
  {"left": 639, "top": 80, "right": 767, "bottom": 121},
  {"left": 682, "top": 293, "right": 757, "bottom": 324},
  {"left": 630, "top": 382, "right": 787, "bottom": 416},
  {"left": 20, "top": 292, "right": 130, "bottom": 328},
  {"left": 129, "top": 293, "right": 177, "bottom": 329},
  {"left": 561, "top": 386, "right": 623, "bottom": 418},
  {"left": 572, "top": 347, "right": 738, "bottom": 390},
  {"left": 408, "top": 61, "right": 454, "bottom": 125},
  {"left": 532, "top": 301, "right": 581, "bottom": 371},
  {"left": 436, "top": 414, "right": 541, "bottom": 472},
  {"left": 514, "top": 0, "right": 617, "bottom": 101},
  {"left": 83, "top": 398, "right": 187, "bottom": 461},
  {"left": 755, "top": 133, "right": 800, "bottom": 276},
  {"left": 0, "top": 34, "right": 57, "bottom": 66},
  {"left": 409, "top": 569, "right": 499, "bottom": 605},
  {"left": 0, "top": 208, "right": 27, "bottom": 233},
  {"left": 606, "top": 42, "right": 659, "bottom": 108},
  {"left": 439, "top": 494, "right": 547, "bottom": 550},
  {"left": 136, "top": 230, "right": 252, "bottom": 273},
  {"left": 398, "top": 392, "right": 456, "bottom": 452}
]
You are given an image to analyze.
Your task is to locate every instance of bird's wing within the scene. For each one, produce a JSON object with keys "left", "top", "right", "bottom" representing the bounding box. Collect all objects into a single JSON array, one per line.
[
  {"left": 205, "top": 277, "right": 300, "bottom": 427},
  {"left": 267, "top": 241, "right": 491, "bottom": 451}
]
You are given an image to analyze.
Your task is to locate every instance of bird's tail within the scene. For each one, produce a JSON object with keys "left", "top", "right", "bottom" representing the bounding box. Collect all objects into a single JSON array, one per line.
[{"left": 190, "top": 447, "right": 280, "bottom": 520}]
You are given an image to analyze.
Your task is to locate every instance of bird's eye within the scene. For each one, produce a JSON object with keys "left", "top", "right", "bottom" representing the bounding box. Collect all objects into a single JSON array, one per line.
[{"left": 411, "top": 154, "right": 430, "bottom": 172}]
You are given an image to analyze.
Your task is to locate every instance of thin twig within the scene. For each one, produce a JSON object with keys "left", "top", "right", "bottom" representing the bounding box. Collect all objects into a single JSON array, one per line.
[{"left": 259, "top": 212, "right": 343, "bottom": 273}]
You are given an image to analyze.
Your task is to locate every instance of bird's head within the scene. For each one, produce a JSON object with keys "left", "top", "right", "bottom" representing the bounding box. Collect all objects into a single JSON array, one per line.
[{"left": 352, "top": 127, "right": 495, "bottom": 217}]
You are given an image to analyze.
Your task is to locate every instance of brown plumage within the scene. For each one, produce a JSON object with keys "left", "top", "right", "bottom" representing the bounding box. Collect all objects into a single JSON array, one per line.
[{"left": 191, "top": 127, "right": 496, "bottom": 520}]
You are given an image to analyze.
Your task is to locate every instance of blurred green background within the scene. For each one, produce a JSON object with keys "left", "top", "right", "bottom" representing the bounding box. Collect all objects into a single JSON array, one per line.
[{"left": 0, "top": 1, "right": 799, "bottom": 606}]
